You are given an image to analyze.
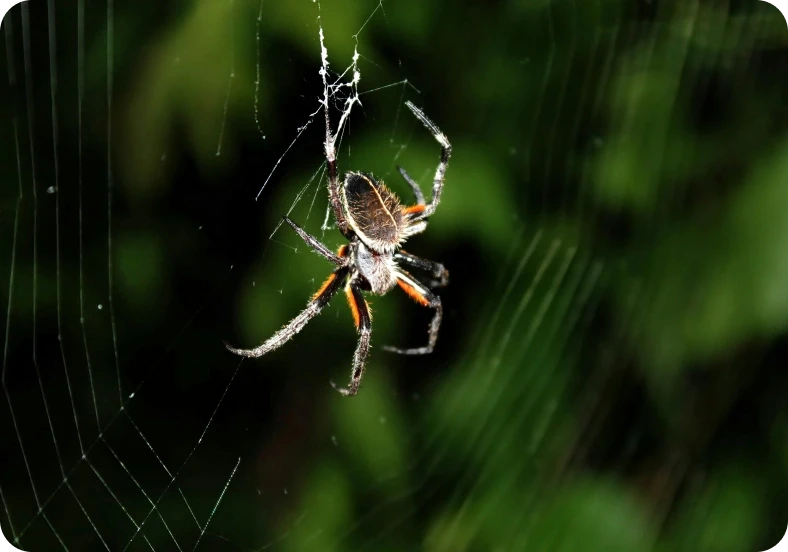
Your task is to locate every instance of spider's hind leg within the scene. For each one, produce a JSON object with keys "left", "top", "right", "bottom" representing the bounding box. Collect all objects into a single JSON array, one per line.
[
  {"left": 394, "top": 251, "right": 449, "bottom": 288},
  {"left": 331, "top": 284, "right": 372, "bottom": 396},
  {"left": 383, "top": 271, "right": 442, "bottom": 355}
]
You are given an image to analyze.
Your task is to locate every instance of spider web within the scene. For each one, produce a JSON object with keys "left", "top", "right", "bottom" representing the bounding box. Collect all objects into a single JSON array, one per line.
[{"left": 1, "top": 0, "right": 787, "bottom": 551}]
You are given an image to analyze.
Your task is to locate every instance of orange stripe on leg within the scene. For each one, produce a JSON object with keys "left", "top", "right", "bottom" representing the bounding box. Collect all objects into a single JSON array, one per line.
[
  {"left": 312, "top": 273, "right": 337, "bottom": 301},
  {"left": 337, "top": 244, "right": 348, "bottom": 257},
  {"left": 346, "top": 286, "right": 361, "bottom": 328},
  {"left": 397, "top": 279, "right": 430, "bottom": 306},
  {"left": 402, "top": 204, "right": 426, "bottom": 216}
]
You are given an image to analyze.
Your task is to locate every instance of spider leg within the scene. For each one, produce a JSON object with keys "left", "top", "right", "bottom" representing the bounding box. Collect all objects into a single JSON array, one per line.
[
  {"left": 396, "top": 165, "right": 425, "bottom": 205},
  {"left": 400, "top": 205, "right": 429, "bottom": 240},
  {"left": 284, "top": 217, "right": 348, "bottom": 266},
  {"left": 331, "top": 283, "right": 372, "bottom": 396},
  {"left": 225, "top": 267, "right": 349, "bottom": 358},
  {"left": 383, "top": 270, "right": 442, "bottom": 355},
  {"left": 324, "top": 100, "right": 353, "bottom": 239},
  {"left": 405, "top": 101, "right": 451, "bottom": 219},
  {"left": 394, "top": 251, "right": 449, "bottom": 288}
]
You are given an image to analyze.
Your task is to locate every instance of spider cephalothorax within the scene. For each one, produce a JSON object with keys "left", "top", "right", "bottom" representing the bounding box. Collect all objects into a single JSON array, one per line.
[{"left": 226, "top": 101, "right": 451, "bottom": 396}]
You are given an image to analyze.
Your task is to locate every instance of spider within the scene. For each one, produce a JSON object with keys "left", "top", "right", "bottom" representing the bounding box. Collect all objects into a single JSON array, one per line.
[{"left": 226, "top": 100, "right": 451, "bottom": 396}]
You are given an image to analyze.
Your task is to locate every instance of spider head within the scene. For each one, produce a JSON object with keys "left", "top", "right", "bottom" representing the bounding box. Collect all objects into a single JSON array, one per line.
[{"left": 342, "top": 172, "right": 404, "bottom": 253}]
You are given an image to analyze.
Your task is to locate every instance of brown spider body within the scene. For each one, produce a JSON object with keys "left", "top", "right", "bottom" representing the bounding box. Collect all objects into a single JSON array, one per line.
[
  {"left": 226, "top": 101, "right": 451, "bottom": 396},
  {"left": 343, "top": 172, "right": 404, "bottom": 252},
  {"left": 342, "top": 172, "right": 429, "bottom": 296}
]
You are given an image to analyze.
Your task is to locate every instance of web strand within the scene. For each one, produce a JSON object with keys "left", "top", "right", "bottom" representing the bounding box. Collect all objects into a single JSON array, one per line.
[
  {"left": 4, "top": 1, "right": 779, "bottom": 550},
  {"left": 106, "top": 0, "right": 123, "bottom": 409},
  {"left": 253, "top": 0, "right": 265, "bottom": 141},
  {"left": 77, "top": 0, "right": 100, "bottom": 434},
  {"left": 2, "top": 5, "right": 254, "bottom": 549},
  {"left": 2, "top": 21, "right": 24, "bottom": 541},
  {"left": 216, "top": 0, "right": 236, "bottom": 156}
]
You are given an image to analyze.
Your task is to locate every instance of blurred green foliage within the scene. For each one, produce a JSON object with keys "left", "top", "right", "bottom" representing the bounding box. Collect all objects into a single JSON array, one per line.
[{"left": 1, "top": 0, "right": 787, "bottom": 550}]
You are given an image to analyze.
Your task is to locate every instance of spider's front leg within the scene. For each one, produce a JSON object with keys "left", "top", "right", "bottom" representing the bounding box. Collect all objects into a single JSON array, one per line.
[
  {"left": 225, "top": 267, "right": 349, "bottom": 358},
  {"left": 383, "top": 271, "right": 442, "bottom": 355},
  {"left": 331, "top": 283, "right": 372, "bottom": 396},
  {"left": 323, "top": 98, "right": 354, "bottom": 240},
  {"left": 284, "top": 217, "right": 347, "bottom": 266},
  {"left": 396, "top": 166, "right": 426, "bottom": 206},
  {"left": 404, "top": 101, "right": 451, "bottom": 219}
]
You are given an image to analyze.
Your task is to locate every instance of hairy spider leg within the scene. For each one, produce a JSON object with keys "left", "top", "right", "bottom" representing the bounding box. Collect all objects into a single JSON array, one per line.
[
  {"left": 402, "top": 204, "right": 427, "bottom": 216},
  {"left": 284, "top": 216, "right": 347, "bottom": 266},
  {"left": 225, "top": 267, "right": 349, "bottom": 358},
  {"left": 396, "top": 165, "right": 426, "bottom": 205},
  {"left": 394, "top": 251, "right": 449, "bottom": 288},
  {"left": 399, "top": 203, "right": 429, "bottom": 241},
  {"left": 324, "top": 101, "right": 352, "bottom": 239},
  {"left": 383, "top": 270, "right": 442, "bottom": 355},
  {"left": 332, "top": 284, "right": 372, "bottom": 396},
  {"left": 404, "top": 101, "right": 451, "bottom": 219}
]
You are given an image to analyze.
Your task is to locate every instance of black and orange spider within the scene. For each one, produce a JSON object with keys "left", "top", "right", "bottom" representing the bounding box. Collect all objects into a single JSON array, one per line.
[{"left": 226, "top": 101, "right": 451, "bottom": 396}]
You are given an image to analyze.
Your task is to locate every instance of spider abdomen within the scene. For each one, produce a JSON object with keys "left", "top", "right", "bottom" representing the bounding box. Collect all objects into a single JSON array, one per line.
[{"left": 342, "top": 172, "right": 404, "bottom": 252}]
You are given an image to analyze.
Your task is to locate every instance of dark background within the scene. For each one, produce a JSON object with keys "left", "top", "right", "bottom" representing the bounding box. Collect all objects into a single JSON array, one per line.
[{"left": 1, "top": 0, "right": 788, "bottom": 550}]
